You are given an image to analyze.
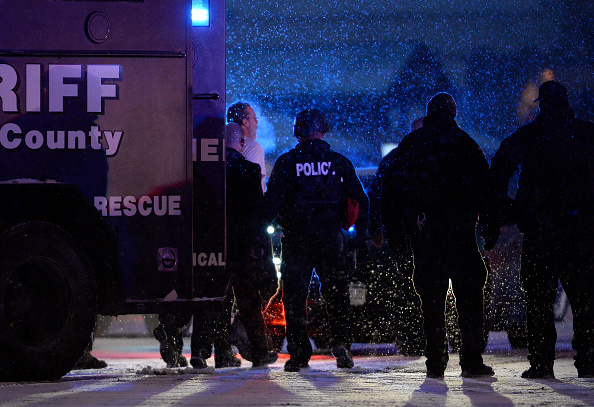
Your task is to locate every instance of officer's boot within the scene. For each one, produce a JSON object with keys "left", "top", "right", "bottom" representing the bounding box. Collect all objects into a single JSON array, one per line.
[{"left": 153, "top": 324, "right": 187, "bottom": 368}]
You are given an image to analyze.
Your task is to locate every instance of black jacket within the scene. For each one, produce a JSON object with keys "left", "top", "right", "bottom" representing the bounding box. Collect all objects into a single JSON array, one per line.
[
  {"left": 490, "top": 109, "right": 594, "bottom": 234},
  {"left": 263, "top": 138, "right": 369, "bottom": 241},
  {"left": 368, "top": 147, "right": 397, "bottom": 238},
  {"left": 226, "top": 147, "right": 264, "bottom": 261},
  {"left": 381, "top": 114, "right": 490, "bottom": 238}
]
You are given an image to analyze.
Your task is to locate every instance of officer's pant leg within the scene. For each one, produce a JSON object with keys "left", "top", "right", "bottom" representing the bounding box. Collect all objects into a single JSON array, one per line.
[
  {"left": 414, "top": 274, "right": 450, "bottom": 373},
  {"left": 452, "top": 269, "right": 487, "bottom": 369},
  {"left": 396, "top": 255, "right": 425, "bottom": 353},
  {"left": 282, "top": 246, "right": 313, "bottom": 362},
  {"left": 158, "top": 311, "right": 191, "bottom": 354},
  {"left": 318, "top": 257, "right": 352, "bottom": 349},
  {"left": 190, "top": 311, "right": 217, "bottom": 360},
  {"left": 213, "top": 291, "right": 235, "bottom": 356},
  {"left": 561, "top": 240, "right": 594, "bottom": 373},
  {"left": 233, "top": 263, "right": 270, "bottom": 360},
  {"left": 521, "top": 239, "right": 558, "bottom": 369}
]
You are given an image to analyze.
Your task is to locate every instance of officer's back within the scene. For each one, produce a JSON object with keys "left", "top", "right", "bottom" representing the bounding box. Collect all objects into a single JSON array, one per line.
[
  {"left": 383, "top": 93, "right": 489, "bottom": 234},
  {"left": 491, "top": 81, "right": 594, "bottom": 235},
  {"left": 264, "top": 109, "right": 368, "bottom": 242}
]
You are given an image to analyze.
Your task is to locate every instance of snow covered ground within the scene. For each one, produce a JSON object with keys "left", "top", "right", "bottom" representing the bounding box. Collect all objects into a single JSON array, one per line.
[{"left": 1, "top": 322, "right": 593, "bottom": 406}]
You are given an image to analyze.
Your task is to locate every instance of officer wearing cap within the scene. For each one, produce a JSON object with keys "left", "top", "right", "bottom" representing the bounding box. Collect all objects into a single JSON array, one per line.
[
  {"left": 381, "top": 93, "right": 494, "bottom": 379},
  {"left": 488, "top": 81, "right": 594, "bottom": 379},
  {"left": 262, "top": 108, "right": 369, "bottom": 372}
]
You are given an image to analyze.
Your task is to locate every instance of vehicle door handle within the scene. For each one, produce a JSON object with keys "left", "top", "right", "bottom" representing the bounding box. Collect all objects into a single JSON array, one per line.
[{"left": 193, "top": 93, "right": 220, "bottom": 100}]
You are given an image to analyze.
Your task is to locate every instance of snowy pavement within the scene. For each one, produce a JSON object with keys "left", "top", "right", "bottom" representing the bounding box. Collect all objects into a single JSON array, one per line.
[{"left": 1, "top": 322, "right": 593, "bottom": 406}]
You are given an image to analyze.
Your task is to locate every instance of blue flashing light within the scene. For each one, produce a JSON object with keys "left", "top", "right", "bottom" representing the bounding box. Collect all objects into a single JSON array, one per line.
[{"left": 192, "top": 0, "right": 209, "bottom": 26}]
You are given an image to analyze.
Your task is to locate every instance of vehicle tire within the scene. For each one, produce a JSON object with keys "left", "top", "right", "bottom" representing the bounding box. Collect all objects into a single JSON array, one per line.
[{"left": 0, "top": 222, "right": 97, "bottom": 381}]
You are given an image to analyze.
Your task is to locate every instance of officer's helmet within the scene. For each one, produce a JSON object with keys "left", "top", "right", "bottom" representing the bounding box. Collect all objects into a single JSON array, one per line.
[
  {"left": 294, "top": 109, "right": 330, "bottom": 139},
  {"left": 426, "top": 92, "right": 457, "bottom": 118}
]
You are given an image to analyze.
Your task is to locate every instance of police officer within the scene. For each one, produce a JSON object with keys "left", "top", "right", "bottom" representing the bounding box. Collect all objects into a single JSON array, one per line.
[
  {"left": 488, "top": 81, "right": 594, "bottom": 379},
  {"left": 189, "top": 123, "right": 278, "bottom": 369},
  {"left": 366, "top": 117, "right": 426, "bottom": 356},
  {"left": 262, "top": 108, "right": 369, "bottom": 372},
  {"left": 154, "top": 124, "right": 278, "bottom": 369},
  {"left": 381, "top": 93, "right": 494, "bottom": 378}
]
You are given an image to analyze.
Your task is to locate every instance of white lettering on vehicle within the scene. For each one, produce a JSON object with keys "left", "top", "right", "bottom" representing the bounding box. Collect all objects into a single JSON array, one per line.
[
  {"left": 200, "top": 138, "right": 221, "bottom": 162},
  {"left": 296, "top": 161, "right": 332, "bottom": 177},
  {"left": 0, "top": 63, "right": 124, "bottom": 156},
  {"left": 0, "top": 63, "right": 121, "bottom": 113},
  {"left": 193, "top": 252, "right": 225, "bottom": 267},
  {"left": 0, "top": 123, "right": 123, "bottom": 157},
  {"left": 94, "top": 195, "right": 181, "bottom": 217}
]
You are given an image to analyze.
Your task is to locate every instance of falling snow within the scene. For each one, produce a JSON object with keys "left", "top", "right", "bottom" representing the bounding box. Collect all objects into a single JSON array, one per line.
[{"left": 226, "top": 0, "right": 594, "bottom": 168}]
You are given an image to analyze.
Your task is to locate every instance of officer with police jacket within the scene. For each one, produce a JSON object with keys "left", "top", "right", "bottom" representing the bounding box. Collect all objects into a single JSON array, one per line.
[
  {"left": 262, "top": 108, "right": 369, "bottom": 372},
  {"left": 488, "top": 81, "right": 594, "bottom": 379},
  {"left": 381, "top": 93, "right": 493, "bottom": 379}
]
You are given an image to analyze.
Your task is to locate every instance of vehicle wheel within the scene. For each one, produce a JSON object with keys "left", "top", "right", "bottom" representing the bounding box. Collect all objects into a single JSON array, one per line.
[{"left": 0, "top": 222, "right": 97, "bottom": 381}]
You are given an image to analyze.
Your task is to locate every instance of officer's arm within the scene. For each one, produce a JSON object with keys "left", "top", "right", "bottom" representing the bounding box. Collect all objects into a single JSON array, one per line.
[
  {"left": 367, "top": 150, "right": 398, "bottom": 245},
  {"left": 380, "top": 138, "right": 415, "bottom": 253},
  {"left": 367, "top": 175, "right": 382, "bottom": 245},
  {"left": 463, "top": 139, "right": 500, "bottom": 250},
  {"left": 483, "top": 130, "right": 527, "bottom": 249},
  {"left": 381, "top": 136, "right": 415, "bottom": 222},
  {"left": 465, "top": 137, "right": 491, "bottom": 213},
  {"left": 244, "top": 163, "right": 267, "bottom": 249},
  {"left": 261, "top": 155, "right": 289, "bottom": 226},
  {"left": 490, "top": 131, "right": 528, "bottom": 207},
  {"left": 343, "top": 159, "right": 369, "bottom": 239}
]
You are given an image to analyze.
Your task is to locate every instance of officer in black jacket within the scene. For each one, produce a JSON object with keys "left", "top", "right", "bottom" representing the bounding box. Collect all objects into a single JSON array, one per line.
[
  {"left": 366, "top": 117, "right": 426, "bottom": 356},
  {"left": 190, "top": 123, "right": 278, "bottom": 369},
  {"left": 262, "top": 109, "right": 369, "bottom": 372},
  {"left": 488, "top": 81, "right": 594, "bottom": 379},
  {"left": 381, "top": 93, "right": 494, "bottom": 379},
  {"left": 155, "top": 124, "right": 278, "bottom": 370}
]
